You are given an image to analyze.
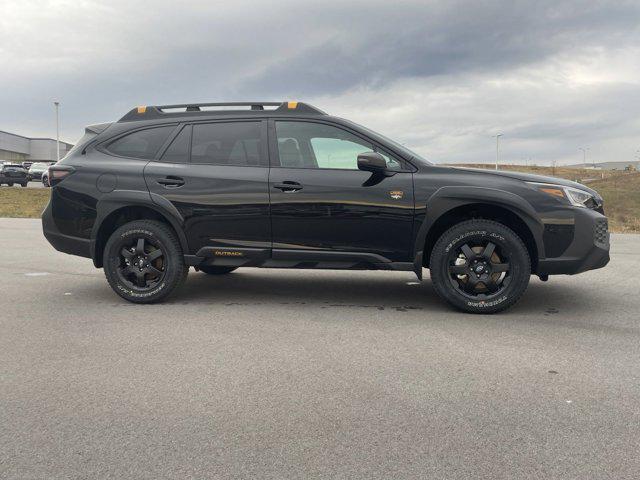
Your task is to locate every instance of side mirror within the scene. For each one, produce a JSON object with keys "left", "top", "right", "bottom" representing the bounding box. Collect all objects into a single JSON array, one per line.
[{"left": 357, "top": 151, "right": 388, "bottom": 174}]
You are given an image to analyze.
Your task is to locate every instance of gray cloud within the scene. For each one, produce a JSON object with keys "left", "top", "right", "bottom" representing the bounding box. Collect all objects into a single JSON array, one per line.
[{"left": 0, "top": 0, "right": 639, "bottom": 165}]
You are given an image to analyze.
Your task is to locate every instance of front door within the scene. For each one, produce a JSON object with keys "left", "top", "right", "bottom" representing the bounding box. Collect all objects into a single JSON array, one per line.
[
  {"left": 145, "top": 120, "right": 271, "bottom": 256},
  {"left": 268, "top": 120, "right": 414, "bottom": 263}
]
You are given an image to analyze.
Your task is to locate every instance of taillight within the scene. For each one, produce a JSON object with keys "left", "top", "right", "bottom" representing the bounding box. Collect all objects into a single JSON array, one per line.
[{"left": 48, "top": 165, "right": 75, "bottom": 187}]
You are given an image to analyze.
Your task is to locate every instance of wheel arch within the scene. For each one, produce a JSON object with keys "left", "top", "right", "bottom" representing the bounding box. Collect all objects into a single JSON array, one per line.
[
  {"left": 91, "top": 193, "right": 187, "bottom": 268},
  {"left": 414, "top": 187, "right": 544, "bottom": 276}
]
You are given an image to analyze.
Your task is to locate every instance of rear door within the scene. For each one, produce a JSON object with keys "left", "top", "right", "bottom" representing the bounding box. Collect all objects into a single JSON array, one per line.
[
  {"left": 268, "top": 120, "right": 415, "bottom": 263},
  {"left": 144, "top": 120, "right": 271, "bottom": 256}
]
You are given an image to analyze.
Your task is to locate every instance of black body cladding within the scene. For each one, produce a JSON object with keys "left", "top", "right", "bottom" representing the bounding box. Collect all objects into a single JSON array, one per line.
[{"left": 42, "top": 101, "right": 610, "bottom": 309}]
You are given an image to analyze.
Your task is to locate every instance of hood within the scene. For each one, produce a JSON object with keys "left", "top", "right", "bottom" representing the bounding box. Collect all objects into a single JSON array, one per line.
[{"left": 451, "top": 167, "right": 599, "bottom": 196}]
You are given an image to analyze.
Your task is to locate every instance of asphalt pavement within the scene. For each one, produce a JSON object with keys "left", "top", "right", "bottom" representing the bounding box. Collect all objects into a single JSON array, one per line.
[{"left": 1, "top": 218, "right": 639, "bottom": 479}]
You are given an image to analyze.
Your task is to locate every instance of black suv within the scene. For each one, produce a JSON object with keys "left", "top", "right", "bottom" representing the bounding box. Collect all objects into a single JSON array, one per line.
[
  {"left": 42, "top": 101, "right": 610, "bottom": 313},
  {"left": 0, "top": 164, "right": 29, "bottom": 187}
]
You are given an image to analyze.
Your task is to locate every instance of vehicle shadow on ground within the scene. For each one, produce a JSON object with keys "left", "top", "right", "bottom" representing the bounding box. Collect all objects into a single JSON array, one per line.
[{"left": 154, "top": 269, "right": 604, "bottom": 317}]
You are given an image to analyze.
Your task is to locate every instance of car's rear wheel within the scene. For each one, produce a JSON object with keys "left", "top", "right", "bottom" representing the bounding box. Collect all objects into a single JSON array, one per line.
[
  {"left": 8, "top": 182, "right": 13, "bottom": 187},
  {"left": 198, "top": 265, "right": 238, "bottom": 275},
  {"left": 103, "top": 220, "right": 188, "bottom": 303},
  {"left": 21, "top": 182, "right": 27, "bottom": 187},
  {"left": 429, "top": 219, "right": 530, "bottom": 314},
  {"left": 42, "top": 176, "right": 49, "bottom": 187}
]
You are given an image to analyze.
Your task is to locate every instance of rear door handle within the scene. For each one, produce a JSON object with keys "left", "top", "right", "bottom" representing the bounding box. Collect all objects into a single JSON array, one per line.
[
  {"left": 273, "top": 181, "right": 303, "bottom": 192},
  {"left": 157, "top": 176, "right": 185, "bottom": 188}
]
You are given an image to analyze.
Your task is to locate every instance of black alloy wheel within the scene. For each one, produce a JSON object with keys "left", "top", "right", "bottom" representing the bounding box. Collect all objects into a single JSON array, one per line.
[
  {"left": 430, "top": 219, "right": 530, "bottom": 313},
  {"left": 447, "top": 240, "right": 511, "bottom": 298},
  {"left": 117, "top": 236, "right": 166, "bottom": 290}
]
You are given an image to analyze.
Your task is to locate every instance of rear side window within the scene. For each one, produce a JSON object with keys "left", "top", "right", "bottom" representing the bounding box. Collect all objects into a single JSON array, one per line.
[
  {"left": 106, "top": 126, "right": 175, "bottom": 159},
  {"left": 191, "top": 122, "right": 264, "bottom": 166},
  {"left": 161, "top": 125, "right": 191, "bottom": 163}
]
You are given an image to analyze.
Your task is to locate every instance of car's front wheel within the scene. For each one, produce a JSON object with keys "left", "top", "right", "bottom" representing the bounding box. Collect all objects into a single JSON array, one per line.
[
  {"left": 198, "top": 265, "right": 238, "bottom": 275},
  {"left": 429, "top": 219, "right": 531, "bottom": 314},
  {"left": 103, "top": 220, "right": 188, "bottom": 303}
]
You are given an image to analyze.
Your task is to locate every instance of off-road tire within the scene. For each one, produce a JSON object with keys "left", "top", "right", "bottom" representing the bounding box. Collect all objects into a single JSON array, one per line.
[
  {"left": 198, "top": 265, "right": 238, "bottom": 275},
  {"left": 429, "top": 219, "right": 530, "bottom": 314},
  {"left": 103, "top": 220, "right": 188, "bottom": 304}
]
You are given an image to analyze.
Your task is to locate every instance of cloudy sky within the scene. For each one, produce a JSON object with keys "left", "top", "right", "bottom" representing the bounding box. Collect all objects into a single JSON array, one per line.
[{"left": 1, "top": 0, "right": 639, "bottom": 165}]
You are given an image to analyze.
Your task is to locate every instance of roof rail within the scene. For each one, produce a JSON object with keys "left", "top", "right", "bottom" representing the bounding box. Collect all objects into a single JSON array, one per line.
[{"left": 118, "top": 101, "right": 326, "bottom": 122}]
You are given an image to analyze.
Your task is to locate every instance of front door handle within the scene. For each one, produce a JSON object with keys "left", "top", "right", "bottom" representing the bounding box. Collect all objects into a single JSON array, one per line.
[
  {"left": 273, "top": 181, "right": 303, "bottom": 192},
  {"left": 157, "top": 176, "right": 185, "bottom": 188}
]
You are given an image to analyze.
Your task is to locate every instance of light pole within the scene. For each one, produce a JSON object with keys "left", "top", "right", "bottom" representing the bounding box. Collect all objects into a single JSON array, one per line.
[
  {"left": 54, "top": 101, "right": 60, "bottom": 162},
  {"left": 579, "top": 147, "right": 589, "bottom": 168},
  {"left": 494, "top": 134, "right": 503, "bottom": 170}
]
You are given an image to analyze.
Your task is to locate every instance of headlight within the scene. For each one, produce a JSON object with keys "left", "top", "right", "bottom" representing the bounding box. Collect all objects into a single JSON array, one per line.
[{"left": 527, "top": 182, "right": 600, "bottom": 209}]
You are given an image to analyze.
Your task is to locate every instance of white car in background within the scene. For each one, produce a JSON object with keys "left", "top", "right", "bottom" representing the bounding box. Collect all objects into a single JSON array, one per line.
[
  {"left": 42, "top": 166, "right": 51, "bottom": 187},
  {"left": 27, "top": 162, "right": 50, "bottom": 182}
]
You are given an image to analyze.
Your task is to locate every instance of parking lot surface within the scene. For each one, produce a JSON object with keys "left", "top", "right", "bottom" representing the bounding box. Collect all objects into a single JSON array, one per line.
[{"left": 1, "top": 218, "right": 639, "bottom": 479}]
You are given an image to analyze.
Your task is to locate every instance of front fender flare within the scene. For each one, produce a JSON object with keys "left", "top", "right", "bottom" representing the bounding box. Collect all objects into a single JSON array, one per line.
[{"left": 412, "top": 186, "right": 545, "bottom": 276}]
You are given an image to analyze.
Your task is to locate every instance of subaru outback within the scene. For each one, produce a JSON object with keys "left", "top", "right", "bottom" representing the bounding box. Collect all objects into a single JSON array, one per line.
[{"left": 41, "top": 101, "right": 610, "bottom": 313}]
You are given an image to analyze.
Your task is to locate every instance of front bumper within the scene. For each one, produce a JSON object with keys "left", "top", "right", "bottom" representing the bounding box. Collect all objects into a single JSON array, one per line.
[
  {"left": 42, "top": 201, "right": 92, "bottom": 259},
  {"left": 537, "top": 207, "right": 610, "bottom": 275}
]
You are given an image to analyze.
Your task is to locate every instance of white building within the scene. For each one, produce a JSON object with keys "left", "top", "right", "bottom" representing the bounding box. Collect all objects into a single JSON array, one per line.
[{"left": 0, "top": 130, "right": 73, "bottom": 163}]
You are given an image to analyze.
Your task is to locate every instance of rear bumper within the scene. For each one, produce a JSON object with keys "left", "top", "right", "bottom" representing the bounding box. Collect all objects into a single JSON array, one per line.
[
  {"left": 537, "top": 208, "right": 610, "bottom": 275},
  {"left": 0, "top": 176, "right": 27, "bottom": 183},
  {"left": 41, "top": 201, "right": 91, "bottom": 259}
]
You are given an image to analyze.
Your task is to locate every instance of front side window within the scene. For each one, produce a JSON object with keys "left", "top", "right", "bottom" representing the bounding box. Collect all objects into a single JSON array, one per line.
[
  {"left": 106, "top": 126, "right": 175, "bottom": 159},
  {"left": 275, "top": 121, "right": 402, "bottom": 170},
  {"left": 191, "top": 122, "right": 264, "bottom": 166}
]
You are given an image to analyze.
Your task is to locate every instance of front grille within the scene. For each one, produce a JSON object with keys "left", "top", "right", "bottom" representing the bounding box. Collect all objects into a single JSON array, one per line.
[{"left": 594, "top": 219, "right": 609, "bottom": 247}]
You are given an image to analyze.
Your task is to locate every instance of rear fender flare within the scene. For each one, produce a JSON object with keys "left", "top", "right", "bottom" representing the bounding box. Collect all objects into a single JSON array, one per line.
[{"left": 90, "top": 190, "right": 188, "bottom": 265}]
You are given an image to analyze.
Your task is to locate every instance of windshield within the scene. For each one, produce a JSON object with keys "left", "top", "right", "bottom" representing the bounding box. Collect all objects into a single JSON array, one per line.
[{"left": 344, "top": 120, "right": 432, "bottom": 165}]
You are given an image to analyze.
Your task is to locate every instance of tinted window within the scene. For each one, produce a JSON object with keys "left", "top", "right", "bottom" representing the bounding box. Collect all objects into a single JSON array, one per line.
[
  {"left": 3, "top": 165, "right": 26, "bottom": 172},
  {"left": 106, "top": 126, "right": 175, "bottom": 159},
  {"left": 191, "top": 122, "right": 263, "bottom": 166},
  {"left": 275, "top": 121, "right": 402, "bottom": 170},
  {"left": 161, "top": 125, "right": 191, "bottom": 163}
]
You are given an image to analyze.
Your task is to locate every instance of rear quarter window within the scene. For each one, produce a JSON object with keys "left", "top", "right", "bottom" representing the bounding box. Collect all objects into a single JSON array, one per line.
[{"left": 106, "top": 126, "right": 175, "bottom": 159}]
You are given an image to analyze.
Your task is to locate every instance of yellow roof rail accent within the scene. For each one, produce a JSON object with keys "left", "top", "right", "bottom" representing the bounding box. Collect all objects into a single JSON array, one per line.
[
  {"left": 287, "top": 101, "right": 298, "bottom": 109},
  {"left": 137, "top": 106, "right": 147, "bottom": 114}
]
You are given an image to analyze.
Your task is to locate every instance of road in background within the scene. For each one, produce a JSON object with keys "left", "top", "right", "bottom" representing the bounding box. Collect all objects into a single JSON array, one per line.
[{"left": 1, "top": 218, "right": 639, "bottom": 479}]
